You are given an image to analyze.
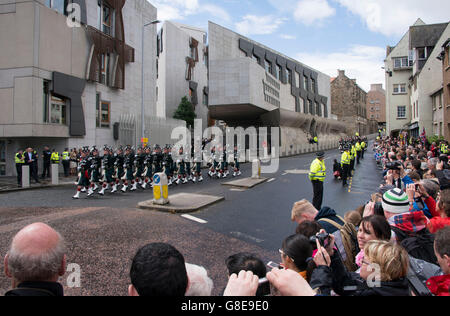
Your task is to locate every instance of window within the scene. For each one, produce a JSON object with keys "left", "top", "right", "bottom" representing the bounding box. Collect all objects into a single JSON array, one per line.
[
  {"left": 397, "top": 106, "right": 406, "bottom": 119},
  {"left": 295, "top": 72, "right": 300, "bottom": 89},
  {"left": 50, "top": 95, "right": 67, "bottom": 125},
  {"left": 0, "top": 141, "right": 5, "bottom": 176},
  {"left": 43, "top": 80, "right": 50, "bottom": 123},
  {"left": 323, "top": 104, "right": 328, "bottom": 118},
  {"left": 417, "top": 47, "right": 427, "bottom": 60},
  {"left": 286, "top": 69, "right": 292, "bottom": 84},
  {"left": 303, "top": 76, "right": 308, "bottom": 91},
  {"left": 264, "top": 60, "right": 273, "bottom": 74},
  {"left": 45, "top": 0, "right": 68, "bottom": 15},
  {"left": 98, "top": 0, "right": 114, "bottom": 36},
  {"left": 100, "top": 53, "right": 111, "bottom": 85},
  {"left": 393, "top": 57, "right": 411, "bottom": 69},
  {"left": 393, "top": 84, "right": 406, "bottom": 94},
  {"left": 309, "top": 100, "right": 314, "bottom": 115},
  {"left": 316, "top": 102, "right": 321, "bottom": 117},
  {"left": 252, "top": 53, "right": 260, "bottom": 64},
  {"left": 96, "top": 98, "right": 110, "bottom": 128},
  {"left": 276, "top": 65, "right": 281, "bottom": 80},
  {"left": 202, "top": 91, "right": 208, "bottom": 106},
  {"left": 96, "top": 93, "right": 100, "bottom": 127},
  {"left": 311, "top": 78, "right": 316, "bottom": 93}
]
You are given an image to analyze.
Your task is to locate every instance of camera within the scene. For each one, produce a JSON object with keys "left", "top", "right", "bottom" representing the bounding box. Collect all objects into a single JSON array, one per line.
[
  {"left": 386, "top": 161, "right": 402, "bottom": 171},
  {"left": 310, "top": 233, "right": 330, "bottom": 248}
]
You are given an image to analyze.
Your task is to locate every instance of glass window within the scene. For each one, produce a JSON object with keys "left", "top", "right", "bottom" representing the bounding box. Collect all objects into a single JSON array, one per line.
[
  {"left": 286, "top": 69, "right": 292, "bottom": 85},
  {"left": 303, "top": 76, "right": 308, "bottom": 91},
  {"left": 417, "top": 47, "right": 427, "bottom": 60},
  {"left": 0, "top": 140, "right": 5, "bottom": 176},
  {"left": 203, "top": 91, "right": 208, "bottom": 106},
  {"left": 96, "top": 93, "right": 100, "bottom": 128},
  {"left": 397, "top": 106, "right": 406, "bottom": 118},
  {"left": 101, "top": 101, "right": 110, "bottom": 128},
  {"left": 45, "top": 0, "right": 67, "bottom": 15},
  {"left": 50, "top": 95, "right": 66, "bottom": 125},
  {"left": 43, "top": 80, "right": 50, "bottom": 123}
]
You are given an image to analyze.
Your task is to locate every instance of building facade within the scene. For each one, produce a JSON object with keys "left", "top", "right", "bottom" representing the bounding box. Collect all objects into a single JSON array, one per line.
[
  {"left": 0, "top": 0, "right": 184, "bottom": 176},
  {"left": 156, "top": 21, "right": 209, "bottom": 129},
  {"left": 331, "top": 70, "right": 369, "bottom": 136},
  {"left": 408, "top": 22, "right": 449, "bottom": 138},
  {"left": 208, "top": 22, "right": 345, "bottom": 157},
  {"left": 366, "top": 84, "right": 386, "bottom": 128},
  {"left": 438, "top": 38, "right": 450, "bottom": 140}
]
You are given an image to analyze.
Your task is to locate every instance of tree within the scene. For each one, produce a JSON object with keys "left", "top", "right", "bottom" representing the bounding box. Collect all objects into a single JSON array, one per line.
[{"left": 173, "top": 96, "right": 197, "bottom": 128}]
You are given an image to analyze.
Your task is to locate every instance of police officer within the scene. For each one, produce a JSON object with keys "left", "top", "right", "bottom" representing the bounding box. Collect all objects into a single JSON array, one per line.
[
  {"left": 309, "top": 152, "right": 326, "bottom": 211},
  {"left": 355, "top": 140, "right": 362, "bottom": 165},
  {"left": 42, "top": 146, "right": 52, "bottom": 179},
  {"left": 440, "top": 141, "right": 448, "bottom": 155},
  {"left": 15, "top": 149, "right": 25, "bottom": 187},
  {"left": 62, "top": 148, "right": 70, "bottom": 177},
  {"left": 350, "top": 142, "right": 356, "bottom": 174},
  {"left": 341, "top": 145, "right": 351, "bottom": 187},
  {"left": 361, "top": 139, "right": 366, "bottom": 159}
]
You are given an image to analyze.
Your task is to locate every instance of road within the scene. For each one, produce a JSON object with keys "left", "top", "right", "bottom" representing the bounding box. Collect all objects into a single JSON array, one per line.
[{"left": 0, "top": 144, "right": 382, "bottom": 296}]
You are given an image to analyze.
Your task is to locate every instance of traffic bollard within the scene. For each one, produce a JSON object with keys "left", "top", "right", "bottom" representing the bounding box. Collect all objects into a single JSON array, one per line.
[
  {"left": 153, "top": 173, "right": 169, "bottom": 205},
  {"left": 252, "top": 159, "right": 261, "bottom": 179},
  {"left": 52, "top": 164, "right": 59, "bottom": 185},
  {"left": 22, "top": 165, "right": 30, "bottom": 188}
]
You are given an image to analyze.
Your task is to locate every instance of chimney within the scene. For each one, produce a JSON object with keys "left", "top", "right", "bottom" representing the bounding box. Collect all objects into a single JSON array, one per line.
[{"left": 338, "top": 69, "right": 345, "bottom": 77}]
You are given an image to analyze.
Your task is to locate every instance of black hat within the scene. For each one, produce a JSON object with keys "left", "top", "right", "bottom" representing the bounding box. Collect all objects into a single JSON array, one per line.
[{"left": 316, "top": 152, "right": 325, "bottom": 158}]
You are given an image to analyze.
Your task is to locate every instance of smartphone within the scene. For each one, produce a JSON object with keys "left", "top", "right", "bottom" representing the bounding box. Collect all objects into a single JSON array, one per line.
[{"left": 267, "top": 261, "right": 281, "bottom": 269}]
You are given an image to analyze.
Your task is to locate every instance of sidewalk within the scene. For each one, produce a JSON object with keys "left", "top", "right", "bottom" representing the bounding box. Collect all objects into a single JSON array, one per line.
[{"left": 0, "top": 175, "right": 77, "bottom": 193}]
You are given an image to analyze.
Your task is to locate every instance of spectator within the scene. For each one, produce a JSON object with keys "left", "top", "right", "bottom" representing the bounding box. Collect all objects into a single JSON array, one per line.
[
  {"left": 4, "top": 223, "right": 67, "bottom": 296},
  {"left": 426, "top": 227, "right": 450, "bottom": 296},
  {"left": 427, "top": 189, "right": 450, "bottom": 234},
  {"left": 223, "top": 270, "right": 259, "bottom": 297},
  {"left": 70, "top": 148, "right": 78, "bottom": 176},
  {"left": 185, "top": 263, "right": 214, "bottom": 296},
  {"left": 344, "top": 210, "right": 362, "bottom": 228},
  {"left": 355, "top": 215, "right": 392, "bottom": 268},
  {"left": 128, "top": 243, "right": 188, "bottom": 296},
  {"left": 405, "top": 183, "right": 436, "bottom": 219},
  {"left": 291, "top": 200, "right": 345, "bottom": 234},
  {"left": 295, "top": 221, "right": 322, "bottom": 239},
  {"left": 225, "top": 253, "right": 268, "bottom": 296},
  {"left": 382, "top": 188, "right": 438, "bottom": 265},
  {"left": 279, "top": 234, "right": 313, "bottom": 281},
  {"left": 310, "top": 239, "right": 410, "bottom": 296}
]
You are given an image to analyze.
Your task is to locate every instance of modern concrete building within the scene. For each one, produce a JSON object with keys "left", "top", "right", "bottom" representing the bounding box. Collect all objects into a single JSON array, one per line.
[
  {"left": 156, "top": 21, "right": 209, "bottom": 129},
  {"left": 0, "top": 0, "right": 181, "bottom": 176},
  {"left": 331, "top": 70, "right": 369, "bottom": 136},
  {"left": 207, "top": 22, "right": 345, "bottom": 157},
  {"left": 366, "top": 84, "right": 386, "bottom": 128}
]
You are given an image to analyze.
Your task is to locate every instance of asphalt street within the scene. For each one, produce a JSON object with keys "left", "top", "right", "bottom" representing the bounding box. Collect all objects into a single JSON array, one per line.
[{"left": 0, "top": 144, "right": 382, "bottom": 296}]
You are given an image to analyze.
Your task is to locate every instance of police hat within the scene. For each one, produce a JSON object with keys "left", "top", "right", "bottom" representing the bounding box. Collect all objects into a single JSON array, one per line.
[{"left": 316, "top": 152, "right": 325, "bottom": 158}]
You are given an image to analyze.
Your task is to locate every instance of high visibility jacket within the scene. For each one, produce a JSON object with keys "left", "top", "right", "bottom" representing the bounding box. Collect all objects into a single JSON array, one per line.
[
  {"left": 62, "top": 151, "right": 70, "bottom": 161},
  {"left": 351, "top": 146, "right": 356, "bottom": 159},
  {"left": 441, "top": 145, "right": 448, "bottom": 154},
  {"left": 15, "top": 152, "right": 25, "bottom": 164},
  {"left": 361, "top": 142, "right": 366, "bottom": 149},
  {"left": 309, "top": 158, "right": 326, "bottom": 182},
  {"left": 51, "top": 152, "right": 59, "bottom": 163},
  {"left": 341, "top": 151, "right": 351, "bottom": 166},
  {"left": 314, "top": 137, "right": 318, "bottom": 143},
  {"left": 355, "top": 142, "right": 362, "bottom": 152}
]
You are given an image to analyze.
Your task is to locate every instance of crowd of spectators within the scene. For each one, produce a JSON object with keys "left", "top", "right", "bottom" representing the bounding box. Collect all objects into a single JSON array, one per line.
[{"left": 3, "top": 136, "right": 450, "bottom": 296}]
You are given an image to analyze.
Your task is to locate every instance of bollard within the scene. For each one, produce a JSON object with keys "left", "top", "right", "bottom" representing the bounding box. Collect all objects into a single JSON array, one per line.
[
  {"left": 22, "top": 165, "right": 30, "bottom": 188},
  {"left": 153, "top": 173, "right": 169, "bottom": 205},
  {"left": 51, "top": 164, "right": 59, "bottom": 185},
  {"left": 252, "top": 159, "right": 261, "bottom": 179}
]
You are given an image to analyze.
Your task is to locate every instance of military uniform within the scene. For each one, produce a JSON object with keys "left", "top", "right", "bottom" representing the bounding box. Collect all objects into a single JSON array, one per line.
[
  {"left": 73, "top": 149, "right": 91, "bottom": 199},
  {"left": 142, "top": 148, "right": 154, "bottom": 189},
  {"left": 309, "top": 152, "right": 326, "bottom": 211},
  {"left": 99, "top": 148, "right": 115, "bottom": 195},
  {"left": 122, "top": 148, "right": 135, "bottom": 192},
  {"left": 113, "top": 149, "right": 125, "bottom": 193}
]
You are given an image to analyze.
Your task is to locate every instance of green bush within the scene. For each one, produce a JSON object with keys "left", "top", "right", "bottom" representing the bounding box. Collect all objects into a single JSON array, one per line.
[{"left": 427, "top": 135, "right": 445, "bottom": 144}]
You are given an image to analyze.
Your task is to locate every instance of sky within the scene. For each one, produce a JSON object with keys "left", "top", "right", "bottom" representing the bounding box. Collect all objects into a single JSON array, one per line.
[{"left": 147, "top": 0, "right": 450, "bottom": 92}]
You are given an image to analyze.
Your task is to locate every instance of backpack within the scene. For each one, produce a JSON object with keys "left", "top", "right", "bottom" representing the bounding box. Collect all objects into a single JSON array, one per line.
[
  {"left": 318, "top": 217, "right": 360, "bottom": 272},
  {"left": 391, "top": 226, "right": 438, "bottom": 266}
]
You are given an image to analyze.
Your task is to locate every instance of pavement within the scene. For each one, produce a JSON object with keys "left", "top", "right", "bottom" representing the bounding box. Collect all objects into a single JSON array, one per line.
[
  {"left": 0, "top": 144, "right": 383, "bottom": 296},
  {"left": 0, "top": 175, "right": 77, "bottom": 193}
]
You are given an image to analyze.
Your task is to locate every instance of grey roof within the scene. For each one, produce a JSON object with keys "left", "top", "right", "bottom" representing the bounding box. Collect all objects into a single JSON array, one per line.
[{"left": 409, "top": 22, "right": 449, "bottom": 49}]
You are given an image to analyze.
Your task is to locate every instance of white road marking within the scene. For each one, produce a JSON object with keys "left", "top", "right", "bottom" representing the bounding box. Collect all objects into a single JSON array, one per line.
[
  {"left": 230, "top": 231, "right": 264, "bottom": 243},
  {"left": 230, "top": 188, "right": 246, "bottom": 192},
  {"left": 267, "top": 178, "right": 276, "bottom": 183},
  {"left": 181, "top": 214, "right": 208, "bottom": 224}
]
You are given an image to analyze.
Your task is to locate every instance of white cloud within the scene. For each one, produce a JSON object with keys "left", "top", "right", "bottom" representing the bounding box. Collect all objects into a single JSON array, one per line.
[
  {"left": 296, "top": 45, "right": 386, "bottom": 91},
  {"left": 334, "top": 0, "right": 450, "bottom": 37},
  {"left": 235, "top": 15, "right": 286, "bottom": 36},
  {"left": 149, "top": 0, "right": 230, "bottom": 23},
  {"left": 294, "top": 0, "right": 336, "bottom": 25},
  {"left": 280, "top": 34, "right": 297, "bottom": 40}
]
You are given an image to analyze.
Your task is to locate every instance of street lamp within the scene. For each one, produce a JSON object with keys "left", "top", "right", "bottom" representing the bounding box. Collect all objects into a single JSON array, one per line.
[{"left": 141, "top": 19, "right": 161, "bottom": 144}]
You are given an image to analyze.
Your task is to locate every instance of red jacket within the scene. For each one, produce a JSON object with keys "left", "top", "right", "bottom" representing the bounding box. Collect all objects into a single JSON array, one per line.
[
  {"left": 427, "top": 216, "right": 450, "bottom": 234},
  {"left": 427, "top": 275, "right": 450, "bottom": 296}
]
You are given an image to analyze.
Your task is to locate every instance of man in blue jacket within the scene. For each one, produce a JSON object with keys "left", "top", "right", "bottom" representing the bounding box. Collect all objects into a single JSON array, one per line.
[{"left": 291, "top": 200, "right": 345, "bottom": 234}]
